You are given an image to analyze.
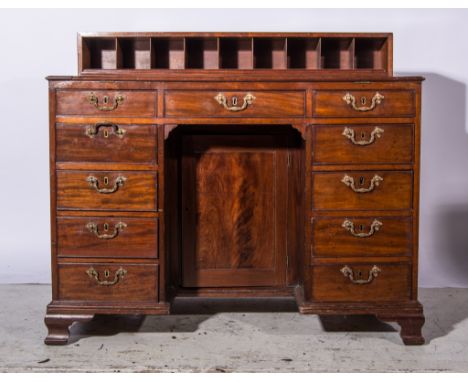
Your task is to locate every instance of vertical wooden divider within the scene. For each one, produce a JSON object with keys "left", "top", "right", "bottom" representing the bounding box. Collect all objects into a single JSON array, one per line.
[
  {"left": 312, "top": 38, "right": 321, "bottom": 69},
  {"left": 349, "top": 38, "right": 356, "bottom": 70},
  {"left": 115, "top": 37, "right": 123, "bottom": 69}
]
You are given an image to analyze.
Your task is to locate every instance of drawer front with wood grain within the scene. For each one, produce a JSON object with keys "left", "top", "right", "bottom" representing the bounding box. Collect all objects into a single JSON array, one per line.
[
  {"left": 57, "top": 171, "right": 157, "bottom": 211},
  {"left": 57, "top": 216, "right": 158, "bottom": 259},
  {"left": 57, "top": 262, "right": 158, "bottom": 302},
  {"left": 165, "top": 90, "right": 305, "bottom": 117},
  {"left": 313, "top": 124, "right": 414, "bottom": 164},
  {"left": 56, "top": 90, "right": 157, "bottom": 116},
  {"left": 312, "top": 171, "right": 412, "bottom": 211},
  {"left": 312, "top": 90, "right": 415, "bottom": 117},
  {"left": 56, "top": 123, "right": 158, "bottom": 164},
  {"left": 312, "top": 216, "right": 412, "bottom": 257},
  {"left": 311, "top": 263, "right": 410, "bottom": 302}
]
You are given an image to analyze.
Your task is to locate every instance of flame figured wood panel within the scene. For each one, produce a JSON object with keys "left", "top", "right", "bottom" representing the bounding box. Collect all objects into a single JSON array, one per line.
[{"left": 181, "top": 133, "right": 289, "bottom": 287}]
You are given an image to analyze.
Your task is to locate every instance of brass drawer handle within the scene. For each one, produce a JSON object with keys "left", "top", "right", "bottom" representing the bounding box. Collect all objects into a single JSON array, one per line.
[
  {"left": 342, "top": 126, "right": 384, "bottom": 146},
  {"left": 342, "top": 219, "right": 383, "bottom": 238},
  {"left": 214, "top": 93, "right": 256, "bottom": 112},
  {"left": 85, "top": 122, "right": 126, "bottom": 139},
  {"left": 88, "top": 93, "right": 125, "bottom": 111},
  {"left": 342, "top": 92, "right": 384, "bottom": 112},
  {"left": 86, "top": 267, "right": 127, "bottom": 286},
  {"left": 86, "top": 175, "right": 126, "bottom": 194},
  {"left": 341, "top": 174, "right": 383, "bottom": 193},
  {"left": 340, "top": 265, "right": 381, "bottom": 285},
  {"left": 86, "top": 222, "right": 127, "bottom": 240}
]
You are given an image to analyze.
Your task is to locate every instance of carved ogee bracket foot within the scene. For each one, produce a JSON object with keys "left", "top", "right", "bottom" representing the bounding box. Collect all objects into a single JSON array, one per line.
[
  {"left": 44, "top": 314, "right": 94, "bottom": 345},
  {"left": 377, "top": 314, "right": 425, "bottom": 345}
]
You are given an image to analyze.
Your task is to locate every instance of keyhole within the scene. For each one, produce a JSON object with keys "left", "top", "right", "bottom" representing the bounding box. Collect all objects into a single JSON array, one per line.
[
  {"left": 360, "top": 96, "right": 366, "bottom": 105},
  {"left": 104, "top": 269, "right": 110, "bottom": 278},
  {"left": 357, "top": 270, "right": 363, "bottom": 278},
  {"left": 231, "top": 96, "right": 238, "bottom": 106},
  {"left": 103, "top": 96, "right": 109, "bottom": 104},
  {"left": 103, "top": 223, "right": 109, "bottom": 231},
  {"left": 361, "top": 131, "right": 366, "bottom": 139},
  {"left": 103, "top": 176, "right": 109, "bottom": 185},
  {"left": 359, "top": 176, "right": 365, "bottom": 185},
  {"left": 103, "top": 129, "right": 109, "bottom": 138},
  {"left": 360, "top": 224, "right": 364, "bottom": 231}
]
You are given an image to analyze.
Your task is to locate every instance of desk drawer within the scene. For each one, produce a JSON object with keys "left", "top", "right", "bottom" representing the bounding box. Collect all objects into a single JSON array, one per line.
[
  {"left": 313, "top": 124, "right": 414, "bottom": 164},
  {"left": 56, "top": 90, "right": 156, "bottom": 116},
  {"left": 56, "top": 123, "right": 158, "bottom": 164},
  {"left": 312, "top": 171, "right": 412, "bottom": 211},
  {"left": 58, "top": 262, "right": 158, "bottom": 302},
  {"left": 312, "top": 216, "right": 412, "bottom": 257},
  {"left": 57, "top": 171, "right": 157, "bottom": 211},
  {"left": 165, "top": 90, "right": 305, "bottom": 117},
  {"left": 57, "top": 216, "right": 158, "bottom": 259},
  {"left": 312, "top": 90, "right": 415, "bottom": 117},
  {"left": 311, "top": 263, "right": 410, "bottom": 302}
]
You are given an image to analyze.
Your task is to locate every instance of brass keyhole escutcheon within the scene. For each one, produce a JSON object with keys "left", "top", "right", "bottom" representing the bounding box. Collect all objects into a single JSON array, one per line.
[
  {"left": 104, "top": 269, "right": 110, "bottom": 278},
  {"left": 231, "top": 96, "right": 238, "bottom": 106},
  {"left": 103, "top": 223, "right": 109, "bottom": 231},
  {"left": 103, "top": 129, "right": 109, "bottom": 138},
  {"left": 103, "top": 95, "right": 109, "bottom": 104},
  {"left": 360, "top": 96, "right": 367, "bottom": 105},
  {"left": 103, "top": 176, "right": 109, "bottom": 185}
]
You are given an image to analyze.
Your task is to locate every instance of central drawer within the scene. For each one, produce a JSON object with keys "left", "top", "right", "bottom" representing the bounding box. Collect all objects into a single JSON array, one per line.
[
  {"left": 165, "top": 90, "right": 305, "bottom": 117},
  {"left": 57, "top": 262, "right": 159, "bottom": 302},
  {"left": 57, "top": 170, "right": 157, "bottom": 211}
]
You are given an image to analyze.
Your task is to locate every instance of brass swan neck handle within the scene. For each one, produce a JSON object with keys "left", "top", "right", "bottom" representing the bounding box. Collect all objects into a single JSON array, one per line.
[
  {"left": 340, "top": 265, "right": 381, "bottom": 285},
  {"left": 86, "top": 222, "right": 127, "bottom": 240},
  {"left": 214, "top": 93, "right": 256, "bottom": 112},
  {"left": 341, "top": 174, "right": 383, "bottom": 193},
  {"left": 87, "top": 93, "right": 125, "bottom": 111},
  {"left": 86, "top": 175, "right": 126, "bottom": 194},
  {"left": 342, "top": 219, "right": 383, "bottom": 238},
  {"left": 86, "top": 267, "right": 127, "bottom": 286},
  {"left": 342, "top": 126, "right": 384, "bottom": 146},
  {"left": 342, "top": 92, "right": 384, "bottom": 112}
]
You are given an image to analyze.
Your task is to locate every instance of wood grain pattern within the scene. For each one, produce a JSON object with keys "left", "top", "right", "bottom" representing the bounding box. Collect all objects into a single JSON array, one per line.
[
  {"left": 56, "top": 123, "right": 158, "bottom": 164},
  {"left": 56, "top": 90, "right": 156, "bottom": 116},
  {"left": 181, "top": 133, "right": 288, "bottom": 287},
  {"left": 57, "top": 216, "right": 158, "bottom": 259},
  {"left": 312, "top": 124, "right": 414, "bottom": 164},
  {"left": 57, "top": 262, "right": 158, "bottom": 302},
  {"left": 165, "top": 91, "right": 305, "bottom": 117},
  {"left": 312, "top": 216, "right": 412, "bottom": 257},
  {"left": 312, "top": 90, "right": 415, "bottom": 117},
  {"left": 57, "top": 170, "right": 157, "bottom": 211},
  {"left": 312, "top": 171, "right": 413, "bottom": 210},
  {"left": 311, "top": 263, "right": 410, "bottom": 302}
]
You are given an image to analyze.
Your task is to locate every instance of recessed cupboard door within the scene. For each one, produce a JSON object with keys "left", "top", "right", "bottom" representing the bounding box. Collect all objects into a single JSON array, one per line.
[{"left": 181, "top": 133, "right": 289, "bottom": 288}]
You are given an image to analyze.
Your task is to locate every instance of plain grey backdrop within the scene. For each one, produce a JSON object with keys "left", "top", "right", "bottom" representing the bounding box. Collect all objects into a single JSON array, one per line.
[{"left": 0, "top": 8, "right": 467, "bottom": 287}]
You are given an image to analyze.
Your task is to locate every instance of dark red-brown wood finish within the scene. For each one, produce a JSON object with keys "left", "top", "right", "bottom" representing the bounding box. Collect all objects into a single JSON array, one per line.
[{"left": 45, "top": 32, "right": 424, "bottom": 346}]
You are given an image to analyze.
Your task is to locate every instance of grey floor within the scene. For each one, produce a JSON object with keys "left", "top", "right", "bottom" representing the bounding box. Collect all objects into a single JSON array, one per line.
[{"left": 1, "top": 285, "right": 468, "bottom": 372}]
